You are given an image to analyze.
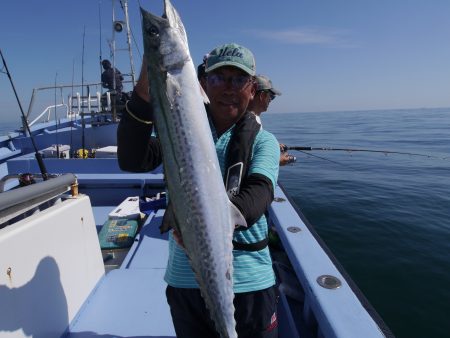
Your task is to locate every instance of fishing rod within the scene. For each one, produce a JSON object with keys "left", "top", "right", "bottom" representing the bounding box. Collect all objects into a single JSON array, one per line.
[
  {"left": 279, "top": 144, "right": 351, "bottom": 168},
  {"left": 291, "top": 149, "right": 351, "bottom": 168},
  {"left": 0, "top": 49, "right": 49, "bottom": 180},
  {"left": 286, "top": 146, "right": 448, "bottom": 160}
]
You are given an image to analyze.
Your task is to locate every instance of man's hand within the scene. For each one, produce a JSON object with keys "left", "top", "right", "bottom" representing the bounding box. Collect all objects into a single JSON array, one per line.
[
  {"left": 279, "top": 152, "right": 291, "bottom": 166},
  {"left": 279, "top": 143, "right": 288, "bottom": 153},
  {"left": 280, "top": 152, "right": 296, "bottom": 166}
]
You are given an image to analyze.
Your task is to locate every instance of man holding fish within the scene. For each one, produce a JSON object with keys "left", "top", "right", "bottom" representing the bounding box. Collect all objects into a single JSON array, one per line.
[{"left": 118, "top": 2, "right": 280, "bottom": 337}]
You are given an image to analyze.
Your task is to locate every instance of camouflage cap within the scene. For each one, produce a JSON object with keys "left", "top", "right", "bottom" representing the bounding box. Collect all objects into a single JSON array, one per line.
[
  {"left": 205, "top": 43, "right": 256, "bottom": 76},
  {"left": 255, "top": 75, "right": 282, "bottom": 96}
]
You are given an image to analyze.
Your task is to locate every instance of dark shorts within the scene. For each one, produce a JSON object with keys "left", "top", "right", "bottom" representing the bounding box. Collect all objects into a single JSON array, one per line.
[{"left": 166, "top": 285, "right": 278, "bottom": 338}]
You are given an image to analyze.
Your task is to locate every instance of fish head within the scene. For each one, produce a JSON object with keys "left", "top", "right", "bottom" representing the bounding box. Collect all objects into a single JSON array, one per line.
[{"left": 141, "top": 0, "right": 190, "bottom": 72}]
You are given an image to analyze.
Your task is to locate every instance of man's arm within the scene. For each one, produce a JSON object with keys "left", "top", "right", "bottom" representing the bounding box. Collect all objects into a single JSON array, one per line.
[
  {"left": 231, "top": 173, "right": 274, "bottom": 226},
  {"left": 117, "top": 59, "right": 163, "bottom": 172},
  {"left": 231, "top": 132, "right": 280, "bottom": 227}
]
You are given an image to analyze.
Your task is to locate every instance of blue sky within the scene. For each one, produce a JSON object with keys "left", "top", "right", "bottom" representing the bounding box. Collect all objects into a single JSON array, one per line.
[{"left": 1, "top": 0, "right": 450, "bottom": 123}]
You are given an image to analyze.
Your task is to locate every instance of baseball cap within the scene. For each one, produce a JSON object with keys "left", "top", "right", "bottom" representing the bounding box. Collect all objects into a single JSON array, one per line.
[
  {"left": 255, "top": 75, "right": 282, "bottom": 96},
  {"left": 196, "top": 53, "right": 210, "bottom": 80},
  {"left": 197, "top": 63, "right": 206, "bottom": 80},
  {"left": 205, "top": 43, "right": 256, "bottom": 76}
]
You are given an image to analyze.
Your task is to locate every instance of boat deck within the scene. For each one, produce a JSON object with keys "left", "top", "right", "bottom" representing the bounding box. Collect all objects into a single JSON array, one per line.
[
  {"left": 64, "top": 184, "right": 389, "bottom": 338},
  {"left": 67, "top": 208, "right": 175, "bottom": 337}
]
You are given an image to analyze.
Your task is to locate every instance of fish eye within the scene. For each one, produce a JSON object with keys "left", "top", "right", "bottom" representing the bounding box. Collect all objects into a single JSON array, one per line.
[{"left": 148, "top": 25, "right": 159, "bottom": 36}]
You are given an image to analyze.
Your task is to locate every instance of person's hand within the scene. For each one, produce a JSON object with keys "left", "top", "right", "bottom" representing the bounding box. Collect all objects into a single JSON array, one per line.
[
  {"left": 172, "top": 229, "right": 185, "bottom": 248},
  {"left": 279, "top": 143, "right": 288, "bottom": 153},
  {"left": 279, "top": 152, "right": 291, "bottom": 166}
]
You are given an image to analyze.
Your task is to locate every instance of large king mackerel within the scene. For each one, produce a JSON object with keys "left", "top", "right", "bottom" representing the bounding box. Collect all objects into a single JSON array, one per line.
[{"left": 141, "top": 1, "right": 243, "bottom": 337}]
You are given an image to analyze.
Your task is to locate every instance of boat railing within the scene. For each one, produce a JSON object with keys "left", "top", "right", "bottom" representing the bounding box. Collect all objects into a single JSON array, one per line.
[
  {"left": 0, "top": 173, "right": 77, "bottom": 226},
  {"left": 28, "top": 103, "right": 70, "bottom": 127},
  {"left": 270, "top": 183, "right": 395, "bottom": 338},
  {"left": 26, "top": 82, "right": 99, "bottom": 127},
  {"left": 69, "top": 92, "right": 103, "bottom": 116},
  {"left": 25, "top": 81, "right": 132, "bottom": 129}
]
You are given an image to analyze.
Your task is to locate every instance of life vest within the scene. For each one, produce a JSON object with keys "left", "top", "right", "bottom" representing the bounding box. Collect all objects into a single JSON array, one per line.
[{"left": 224, "top": 111, "right": 269, "bottom": 252}]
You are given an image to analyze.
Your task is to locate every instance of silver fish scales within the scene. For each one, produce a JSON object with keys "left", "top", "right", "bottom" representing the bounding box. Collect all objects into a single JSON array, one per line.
[{"left": 141, "top": 1, "right": 244, "bottom": 337}]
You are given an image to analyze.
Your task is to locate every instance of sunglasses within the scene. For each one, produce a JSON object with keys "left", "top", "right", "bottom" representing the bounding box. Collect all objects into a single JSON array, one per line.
[
  {"left": 207, "top": 73, "right": 253, "bottom": 90},
  {"left": 259, "top": 90, "right": 276, "bottom": 102}
]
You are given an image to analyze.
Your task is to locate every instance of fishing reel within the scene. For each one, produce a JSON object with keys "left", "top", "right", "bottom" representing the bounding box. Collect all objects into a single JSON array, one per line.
[
  {"left": 286, "top": 155, "right": 297, "bottom": 164},
  {"left": 280, "top": 144, "right": 296, "bottom": 164}
]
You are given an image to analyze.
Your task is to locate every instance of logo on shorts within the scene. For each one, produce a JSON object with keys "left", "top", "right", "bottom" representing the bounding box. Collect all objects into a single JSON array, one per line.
[{"left": 266, "top": 311, "right": 278, "bottom": 332}]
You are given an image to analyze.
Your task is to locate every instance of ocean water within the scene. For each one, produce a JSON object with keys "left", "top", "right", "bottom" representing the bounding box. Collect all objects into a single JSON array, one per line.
[
  {"left": 0, "top": 121, "right": 21, "bottom": 136},
  {"left": 263, "top": 108, "right": 450, "bottom": 338}
]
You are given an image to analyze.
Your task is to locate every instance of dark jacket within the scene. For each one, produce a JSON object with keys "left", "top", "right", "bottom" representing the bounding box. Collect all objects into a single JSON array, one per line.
[{"left": 101, "top": 68, "right": 124, "bottom": 92}]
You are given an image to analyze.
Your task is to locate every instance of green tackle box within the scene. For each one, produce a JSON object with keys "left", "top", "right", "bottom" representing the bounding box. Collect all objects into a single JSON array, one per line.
[{"left": 98, "top": 218, "right": 139, "bottom": 250}]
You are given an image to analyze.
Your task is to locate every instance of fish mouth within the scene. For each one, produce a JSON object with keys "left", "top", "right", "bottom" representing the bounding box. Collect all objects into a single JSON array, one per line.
[
  {"left": 141, "top": 0, "right": 187, "bottom": 46},
  {"left": 140, "top": 0, "right": 174, "bottom": 27},
  {"left": 141, "top": 0, "right": 189, "bottom": 69},
  {"left": 162, "top": 0, "right": 182, "bottom": 29}
]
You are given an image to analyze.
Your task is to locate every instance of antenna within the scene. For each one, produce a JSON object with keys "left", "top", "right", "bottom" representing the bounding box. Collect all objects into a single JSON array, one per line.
[
  {"left": 110, "top": 0, "right": 136, "bottom": 88},
  {"left": 81, "top": 26, "right": 86, "bottom": 156},
  {"left": 121, "top": 0, "right": 136, "bottom": 86}
]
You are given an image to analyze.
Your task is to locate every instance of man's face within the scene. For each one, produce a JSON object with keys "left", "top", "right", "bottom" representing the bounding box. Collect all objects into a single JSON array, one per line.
[
  {"left": 259, "top": 91, "right": 273, "bottom": 112},
  {"left": 206, "top": 66, "right": 256, "bottom": 125}
]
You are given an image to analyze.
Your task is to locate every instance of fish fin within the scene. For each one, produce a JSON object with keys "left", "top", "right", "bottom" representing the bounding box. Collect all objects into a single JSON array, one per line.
[
  {"left": 199, "top": 81, "right": 210, "bottom": 104},
  {"left": 229, "top": 200, "right": 247, "bottom": 229},
  {"left": 160, "top": 202, "right": 175, "bottom": 233}
]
